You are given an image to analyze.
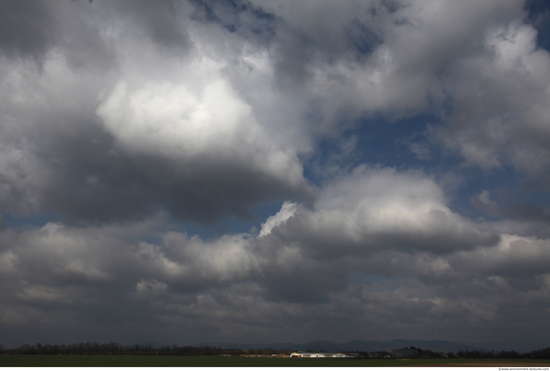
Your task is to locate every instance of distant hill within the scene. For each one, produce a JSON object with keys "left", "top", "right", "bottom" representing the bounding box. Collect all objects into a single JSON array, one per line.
[{"left": 194, "top": 338, "right": 550, "bottom": 353}]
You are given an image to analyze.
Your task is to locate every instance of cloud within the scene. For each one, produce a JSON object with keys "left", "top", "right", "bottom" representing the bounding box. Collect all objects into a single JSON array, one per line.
[
  {"left": 471, "top": 190, "right": 501, "bottom": 216},
  {"left": 0, "top": 172, "right": 548, "bottom": 345},
  {"left": 249, "top": 0, "right": 523, "bottom": 125},
  {"left": 96, "top": 64, "right": 305, "bottom": 191},
  {"left": 1, "top": 0, "right": 550, "bottom": 348},
  {"left": 270, "top": 166, "right": 498, "bottom": 259},
  {"left": 0, "top": 0, "right": 56, "bottom": 62},
  {"left": 433, "top": 21, "right": 550, "bottom": 183},
  {"left": 259, "top": 201, "right": 297, "bottom": 237},
  {"left": 0, "top": 1, "right": 315, "bottom": 224},
  {"left": 105, "top": 0, "right": 191, "bottom": 51}
]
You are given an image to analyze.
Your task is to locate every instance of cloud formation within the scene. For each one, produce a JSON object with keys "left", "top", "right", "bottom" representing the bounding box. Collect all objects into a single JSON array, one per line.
[{"left": 1, "top": 0, "right": 550, "bottom": 348}]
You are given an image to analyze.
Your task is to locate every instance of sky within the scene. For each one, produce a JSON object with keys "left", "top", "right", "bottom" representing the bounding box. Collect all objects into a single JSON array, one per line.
[{"left": 1, "top": 0, "right": 550, "bottom": 348}]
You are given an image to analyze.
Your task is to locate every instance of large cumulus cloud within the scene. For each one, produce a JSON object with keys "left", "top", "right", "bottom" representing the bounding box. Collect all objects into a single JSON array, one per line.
[
  {"left": 268, "top": 166, "right": 498, "bottom": 258},
  {"left": 0, "top": 0, "right": 315, "bottom": 223}
]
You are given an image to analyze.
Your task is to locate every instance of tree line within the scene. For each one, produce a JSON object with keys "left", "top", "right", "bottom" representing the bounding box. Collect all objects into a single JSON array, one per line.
[
  {"left": 0, "top": 342, "right": 290, "bottom": 356},
  {"left": 455, "top": 348, "right": 550, "bottom": 359},
  {"left": 370, "top": 346, "right": 550, "bottom": 359},
  {"left": 0, "top": 343, "right": 549, "bottom": 358}
]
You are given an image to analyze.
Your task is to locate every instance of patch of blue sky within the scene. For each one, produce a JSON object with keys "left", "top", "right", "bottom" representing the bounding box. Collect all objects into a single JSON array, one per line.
[
  {"left": 450, "top": 164, "right": 550, "bottom": 222},
  {"left": 526, "top": 0, "right": 550, "bottom": 51},
  {"left": 2, "top": 210, "right": 167, "bottom": 247},
  {"left": 189, "top": 0, "right": 277, "bottom": 42},
  {"left": 517, "top": 188, "right": 550, "bottom": 208},
  {"left": 0, "top": 199, "right": 286, "bottom": 242},
  {"left": 2, "top": 210, "right": 65, "bottom": 231},
  {"left": 165, "top": 199, "right": 285, "bottom": 240},
  {"left": 309, "top": 111, "right": 549, "bottom": 222},
  {"left": 448, "top": 165, "right": 519, "bottom": 218},
  {"left": 352, "top": 113, "right": 441, "bottom": 168},
  {"left": 303, "top": 113, "right": 444, "bottom": 185}
]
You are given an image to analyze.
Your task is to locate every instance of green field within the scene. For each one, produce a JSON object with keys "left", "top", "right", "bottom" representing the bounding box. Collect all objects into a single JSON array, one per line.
[{"left": 1, "top": 355, "right": 550, "bottom": 367}]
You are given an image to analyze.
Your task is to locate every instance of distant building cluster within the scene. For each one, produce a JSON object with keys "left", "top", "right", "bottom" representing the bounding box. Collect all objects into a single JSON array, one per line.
[
  {"left": 288, "top": 347, "right": 426, "bottom": 359},
  {"left": 289, "top": 352, "right": 353, "bottom": 358}
]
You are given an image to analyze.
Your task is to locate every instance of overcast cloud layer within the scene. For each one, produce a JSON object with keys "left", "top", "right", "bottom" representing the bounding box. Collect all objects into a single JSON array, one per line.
[{"left": 1, "top": 0, "right": 550, "bottom": 348}]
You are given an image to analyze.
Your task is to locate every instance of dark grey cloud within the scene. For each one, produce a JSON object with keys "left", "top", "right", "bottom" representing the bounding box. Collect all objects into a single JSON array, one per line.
[
  {"left": 106, "top": 0, "right": 191, "bottom": 51},
  {"left": 0, "top": 0, "right": 115, "bottom": 71},
  {"left": 505, "top": 203, "right": 550, "bottom": 222},
  {"left": 1, "top": 207, "right": 549, "bottom": 346},
  {"left": 0, "top": 0, "right": 55, "bottom": 61}
]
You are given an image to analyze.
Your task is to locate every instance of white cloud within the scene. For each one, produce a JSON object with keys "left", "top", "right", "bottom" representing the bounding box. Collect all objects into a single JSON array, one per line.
[
  {"left": 97, "top": 75, "right": 304, "bottom": 188},
  {"left": 259, "top": 201, "right": 297, "bottom": 237},
  {"left": 96, "top": 62, "right": 255, "bottom": 160}
]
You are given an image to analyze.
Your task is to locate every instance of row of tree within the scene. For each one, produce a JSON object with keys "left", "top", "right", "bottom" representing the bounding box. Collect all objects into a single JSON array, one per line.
[
  {"left": 0, "top": 343, "right": 549, "bottom": 358},
  {"left": 381, "top": 346, "right": 550, "bottom": 359},
  {"left": 0, "top": 343, "right": 291, "bottom": 356},
  {"left": 456, "top": 348, "right": 550, "bottom": 359}
]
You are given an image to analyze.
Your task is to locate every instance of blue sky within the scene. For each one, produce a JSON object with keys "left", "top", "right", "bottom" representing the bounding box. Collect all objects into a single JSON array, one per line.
[{"left": 1, "top": 0, "right": 550, "bottom": 348}]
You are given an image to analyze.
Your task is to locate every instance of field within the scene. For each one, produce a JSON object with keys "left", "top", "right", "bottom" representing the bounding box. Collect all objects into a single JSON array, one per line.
[{"left": 1, "top": 355, "right": 550, "bottom": 367}]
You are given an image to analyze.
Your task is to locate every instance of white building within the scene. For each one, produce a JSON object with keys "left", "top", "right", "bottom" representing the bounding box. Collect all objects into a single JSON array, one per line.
[{"left": 289, "top": 352, "right": 351, "bottom": 358}]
